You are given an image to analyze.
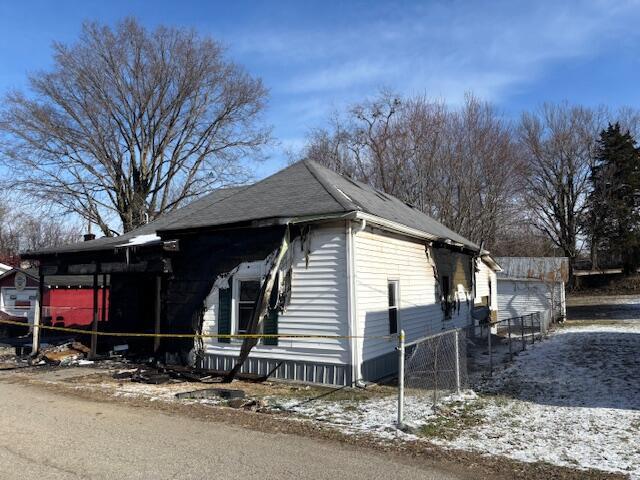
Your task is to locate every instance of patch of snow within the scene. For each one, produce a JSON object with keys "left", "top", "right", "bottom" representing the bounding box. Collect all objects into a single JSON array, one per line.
[
  {"left": 267, "top": 323, "right": 640, "bottom": 477},
  {"left": 438, "top": 323, "right": 640, "bottom": 478},
  {"left": 268, "top": 394, "right": 443, "bottom": 440}
]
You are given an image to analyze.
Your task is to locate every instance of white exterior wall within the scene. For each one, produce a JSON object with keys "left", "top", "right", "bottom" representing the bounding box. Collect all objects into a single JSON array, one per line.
[
  {"left": 201, "top": 224, "right": 350, "bottom": 366},
  {"left": 353, "top": 226, "right": 472, "bottom": 373},
  {"left": 0, "top": 287, "right": 37, "bottom": 322},
  {"left": 474, "top": 259, "right": 498, "bottom": 311},
  {"left": 497, "top": 279, "right": 559, "bottom": 320}
]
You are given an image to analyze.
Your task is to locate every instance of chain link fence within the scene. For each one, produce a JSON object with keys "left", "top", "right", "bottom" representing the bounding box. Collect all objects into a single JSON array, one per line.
[
  {"left": 466, "top": 310, "right": 550, "bottom": 377},
  {"left": 398, "top": 328, "right": 467, "bottom": 425}
]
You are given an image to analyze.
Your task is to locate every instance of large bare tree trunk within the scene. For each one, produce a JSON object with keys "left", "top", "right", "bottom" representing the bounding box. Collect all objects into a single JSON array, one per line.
[{"left": 0, "top": 18, "right": 270, "bottom": 236}]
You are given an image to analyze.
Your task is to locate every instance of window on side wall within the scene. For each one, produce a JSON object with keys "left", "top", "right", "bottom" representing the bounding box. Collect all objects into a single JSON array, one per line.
[
  {"left": 441, "top": 275, "right": 452, "bottom": 319},
  {"left": 237, "top": 280, "right": 260, "bottom": 334},
  {"left": 388, "top": 280, "right": 399, "bottom": 334}
]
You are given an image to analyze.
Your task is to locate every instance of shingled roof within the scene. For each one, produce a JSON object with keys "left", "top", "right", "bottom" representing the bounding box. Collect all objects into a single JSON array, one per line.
[
  {"left": 495, "top": 257, "right": 569, "bottom": 283},
  {"left": 23, "top": 186, "right": 242, "bottom": 256},
  {"left": 24, "top": 160, "right": 479, "bottom": 257}
]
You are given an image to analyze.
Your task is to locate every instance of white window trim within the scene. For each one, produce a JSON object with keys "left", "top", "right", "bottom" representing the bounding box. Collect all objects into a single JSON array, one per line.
[
  {"left": 232, "top": 276, "right": 262, "bottom": 336},
  {"left": 387, "top": 279, "right": 400, "bottom": 334},
  {"left": 229, "top": 261, "right": 268, "bottom": 341}
]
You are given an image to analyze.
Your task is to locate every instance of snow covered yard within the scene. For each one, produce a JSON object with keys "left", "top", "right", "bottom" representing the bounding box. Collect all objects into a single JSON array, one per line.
[
  {"left": 268, "top": 322, "right": 640, "bottom": 478},
  {"left": 432, "top": 322, "right": 640, "bottom": 478}
]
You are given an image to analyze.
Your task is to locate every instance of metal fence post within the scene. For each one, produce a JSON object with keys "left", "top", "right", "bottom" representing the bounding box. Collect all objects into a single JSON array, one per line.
[
  {"left": 454, "top": 330, "right": 461, "bottom": 395},
  {"left": 531, "top": 314, "right": 535, "bottom": 345},
  {"left": 507, "top": 317, "right": 513, "bottom": 362},
  {"left": 397, "top": 329, "right": 405, "bottom": 428},
  {"left": 521, "top": 316, "right": 525, "bottom": 351},
  {"left": 488, "top": 322, "right": 493, "bottom": 376}
]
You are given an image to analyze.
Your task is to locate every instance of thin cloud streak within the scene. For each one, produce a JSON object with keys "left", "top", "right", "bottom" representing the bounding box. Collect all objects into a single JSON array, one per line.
[{"left": 229, "top": 0, "right": 640, "bottom": 104}]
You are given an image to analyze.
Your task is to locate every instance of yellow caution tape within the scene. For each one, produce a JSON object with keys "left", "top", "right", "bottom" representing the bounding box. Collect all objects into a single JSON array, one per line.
[{"left": 0, "top": 318, "right": 394, "bottom": 341}]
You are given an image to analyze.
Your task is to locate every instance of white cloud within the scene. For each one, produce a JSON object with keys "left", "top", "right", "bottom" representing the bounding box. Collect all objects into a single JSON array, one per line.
[{"left": 229, "top": 0, "right": 640, "bottom": 104}]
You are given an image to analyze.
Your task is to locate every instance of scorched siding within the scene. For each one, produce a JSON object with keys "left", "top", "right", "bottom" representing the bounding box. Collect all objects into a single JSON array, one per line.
[
  {"left": 475, "top": 259, "right": 497, "bottom": 310},
  {"left": 201, "top": 225, "right": 350, "bottom": 364}
]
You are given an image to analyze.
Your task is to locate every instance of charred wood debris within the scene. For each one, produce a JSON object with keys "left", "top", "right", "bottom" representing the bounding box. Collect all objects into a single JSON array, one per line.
[{"left": 0, "top": 335, "right": 283, "bottom": 400}]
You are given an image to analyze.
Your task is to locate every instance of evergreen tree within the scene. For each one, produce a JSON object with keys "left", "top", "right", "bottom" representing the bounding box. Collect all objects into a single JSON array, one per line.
[{"left": 585, "top": 123, "right": 640, "bottom": 274}]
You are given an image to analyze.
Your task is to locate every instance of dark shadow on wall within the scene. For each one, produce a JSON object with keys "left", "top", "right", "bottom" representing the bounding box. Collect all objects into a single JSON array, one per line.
[
  {"left": 360, "top": 303, "right": 465, "bottom": 383},
  {"left": 498, "top": 283, "right": 551, "bottom": 319}
]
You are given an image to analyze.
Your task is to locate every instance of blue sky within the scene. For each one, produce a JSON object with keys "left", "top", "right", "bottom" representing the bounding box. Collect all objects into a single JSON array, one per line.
[{"left": 1, "top": 0, "right": 640, "bottom": 179}]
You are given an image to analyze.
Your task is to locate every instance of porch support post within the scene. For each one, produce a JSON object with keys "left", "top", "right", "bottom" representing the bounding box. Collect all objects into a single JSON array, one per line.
[
  {"left": 154, "top": 275, "right": 161, "bottom": 354},
  {"left": 32, "top": 271, "right": 44, "bottom": 355},
  {"left": 101, "top": 274, "right": 108, "bottom": 323},
  {"left": 90, "top": 264, "right": 100, "bottom": 359}
]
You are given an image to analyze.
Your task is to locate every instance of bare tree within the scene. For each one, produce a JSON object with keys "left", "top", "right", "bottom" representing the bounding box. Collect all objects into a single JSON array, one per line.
[
  {"left": 299, "top": 91, "right": 523, "bottom": 247},
  {"left": 0, "top": 19, "right": 270, "bottom": 235},
  {"left": 518, "top": 103, "right": 602, "bottom": 282},
  {"left": 0, "top": 200, "right": 81, "bottom": 266}
]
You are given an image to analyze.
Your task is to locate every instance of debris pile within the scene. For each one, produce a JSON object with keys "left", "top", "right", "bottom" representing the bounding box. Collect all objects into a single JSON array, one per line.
[
  {"left": 175, "top": 387, "right": 245, "bottom": 401},
  {"left": 174, "top": 388, "right": 266, "bottom": 411},
  {"left": 38, "top": 342, "right": 92, "bottom": 366},
  {"left": 112, "top": 365, "right": 225, "bottom": 385}
]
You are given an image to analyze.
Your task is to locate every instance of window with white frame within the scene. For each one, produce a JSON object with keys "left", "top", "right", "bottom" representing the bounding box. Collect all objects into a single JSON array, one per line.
[
  {"left": 237, "top": 280, "right": 260, "bottom": 334},
  {"left": 388, "top": 280, "right": 399, "bottom": 334}
]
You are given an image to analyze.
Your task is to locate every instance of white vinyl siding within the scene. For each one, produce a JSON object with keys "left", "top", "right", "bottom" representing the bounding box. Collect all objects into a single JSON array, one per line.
[
  {"left": 475, "top": 258, "right": 498, "bottom": 311},
  {"left": 353, "top": 226, "right": 473, "bottom": 363},
  {"left": 202, "top": 224, "right": 350, "bottom": 365},
  {"left": 497, "top": 279, "right": 545, "bottom": 321},
  {"left": 0, "top": 287, "right": 37, "bottom": 322}
]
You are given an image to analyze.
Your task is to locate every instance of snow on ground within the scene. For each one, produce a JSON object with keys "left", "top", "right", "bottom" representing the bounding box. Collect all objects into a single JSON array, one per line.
[
  {"left": 269, "top": 322, "right": 640, "bottom": 477},
  {"left": 437, "top": 323, "right": 640, "bottom": 478},
  {"left": 270, "top": 393, "right": 443, "bottom": 440}
]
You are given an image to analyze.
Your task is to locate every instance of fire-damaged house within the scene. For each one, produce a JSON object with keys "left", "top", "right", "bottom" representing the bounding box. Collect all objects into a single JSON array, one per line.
[{"left": 23, "top": 160, "right": 487, "bottom": 386}]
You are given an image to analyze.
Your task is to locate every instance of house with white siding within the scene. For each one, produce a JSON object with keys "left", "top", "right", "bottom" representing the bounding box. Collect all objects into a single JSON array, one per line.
[
  {"left": 474, "top": 255, "right": 501, "bottom": 322},
  {"left": 24, "top": 160, "right": 485, "bottom": 386}
]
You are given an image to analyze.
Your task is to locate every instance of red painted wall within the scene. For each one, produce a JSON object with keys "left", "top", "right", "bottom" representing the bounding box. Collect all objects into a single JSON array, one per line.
[
  {"left": 43, "top": 288, "right": 110, "bottom": 327},
  {"left": 1, "top": 270, "right": 111, "bottom": 328}
]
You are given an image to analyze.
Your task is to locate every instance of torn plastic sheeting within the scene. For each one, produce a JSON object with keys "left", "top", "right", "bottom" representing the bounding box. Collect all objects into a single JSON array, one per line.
[{"left": 225, "top": 226, "right": 291, "bottom": 381}]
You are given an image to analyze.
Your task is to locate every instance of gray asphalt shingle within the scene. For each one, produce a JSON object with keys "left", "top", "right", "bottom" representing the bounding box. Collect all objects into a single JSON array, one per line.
[{"left": 24, "top": 160, "right": 478, "bottom": 256}]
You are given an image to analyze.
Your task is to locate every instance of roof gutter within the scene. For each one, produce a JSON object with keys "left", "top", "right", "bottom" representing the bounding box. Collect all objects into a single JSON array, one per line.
[
  {"left": 352, "top": 212, "right": 480, "bottom": 253},
  {"left": 480, "top": 254, "right": 503, "bottom": 272}
]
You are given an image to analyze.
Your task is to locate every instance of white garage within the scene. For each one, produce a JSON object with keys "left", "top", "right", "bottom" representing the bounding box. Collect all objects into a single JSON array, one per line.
[{"left": 495, "top": 257, "right": 567, "bottom": 327}]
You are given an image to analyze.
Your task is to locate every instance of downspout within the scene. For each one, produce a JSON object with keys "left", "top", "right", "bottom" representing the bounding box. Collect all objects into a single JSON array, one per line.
[{"left": 346, "top": 219, "right": 364, "bottom": 387}]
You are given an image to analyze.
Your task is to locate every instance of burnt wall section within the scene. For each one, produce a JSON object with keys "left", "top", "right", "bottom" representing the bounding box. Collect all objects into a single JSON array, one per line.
[
  {"left": 161, "top": 225, "right": 286, "bottom": 357},
  {"left": 106, "top": 273, "right": 158, "bottom": 353},
  {"left": 432, "top": 246, "right": 473, "bottom": 293}
]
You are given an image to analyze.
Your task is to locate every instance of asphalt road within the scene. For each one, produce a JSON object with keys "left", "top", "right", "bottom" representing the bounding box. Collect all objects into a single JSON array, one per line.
[{"left": 0, "top": 381, "right": 465, "bottom": 480}]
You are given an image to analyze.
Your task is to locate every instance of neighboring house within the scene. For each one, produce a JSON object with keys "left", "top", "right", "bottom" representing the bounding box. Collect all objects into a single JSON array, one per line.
[
  {"left": 474, "top": 255, "right": 501, "bottom": 321},
  {"left": 23, "top": 160, "right": 485, "bottom": 386},
  {"left": 0, "top": 269, "right": 39, "bottom": 323},
  {"left": 0, "top": 268, "right": 108, "bottom": 327},
  {"left": 495, "top": 257, "right": 568, "bottom": 327},
  {"left": 0, "top": 263, "right": 11, "bottom": 275}
]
